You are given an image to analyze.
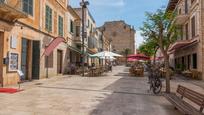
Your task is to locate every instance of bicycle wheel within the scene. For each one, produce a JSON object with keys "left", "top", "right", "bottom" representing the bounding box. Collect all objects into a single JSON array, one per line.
[{"left": 153, "top": 79, "right": 162, "bottom": 94}]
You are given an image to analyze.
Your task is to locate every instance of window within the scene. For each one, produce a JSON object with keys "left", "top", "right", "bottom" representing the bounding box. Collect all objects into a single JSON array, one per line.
[
  {"left": 90, "top": 24, "right": 93, "bottom": 33},
  {"left": 192, "top": 53, "right": 197, "bottom": 69},
  {"left": 187, "top": 55, "right": 191, "bottom": 69},
  {"left": 70, "top": 20, "right": 74, "bottom": 33},
  {"left": 45, "top": 5, "right": 52, "bottom": 32},
  {"left": 23, "top": 0, "right": 33, "bottom": 16},
  {"left": 191, "top": 16, "right": 196, "bottom": 38},
  {"left": 178, "top": 8, "right": 182, "bottom": 15},
  {"left": 76, "top": 26, "right": 80, "bottom": 37},
  {"left": 45, "top": 52, "right": 53, "bottom": 68},
  {"left": 185, "top": 23, "right": 189, "bottom": 40},
  {"left": 58, "top": 16, "right": 63, "bottom": 37},
  {"left": 185, "top": 0, "right": 188, "bottom": 14},
  {"left": 87, "top": 20, "right": 90, "bottom": 27}
]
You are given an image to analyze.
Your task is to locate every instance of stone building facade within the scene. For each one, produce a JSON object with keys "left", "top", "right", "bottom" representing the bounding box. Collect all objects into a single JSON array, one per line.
[
  {"left": 0, "top": 0, "right": 69, "bottom": 86},
  {"left": 99, "top": 21, "right": 136, "bottom": 55},
  {"left": 167, "top": 0, "right": 204, "bottom": 80},
  {"left": 66, "top": 5, "right": 82, "bottom": 70},
  {"left": 74, "top": 8, "right": 98, "bottom": 66}
]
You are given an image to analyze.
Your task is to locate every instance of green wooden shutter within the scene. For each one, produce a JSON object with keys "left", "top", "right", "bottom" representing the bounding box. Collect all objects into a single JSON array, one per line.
[
  {"left": 58, "top": 16, "right": 63, "bottom": 37},
  {"left": 45, "top": 5, "right": 52, "bottom": 32},
  {"left": 23, "top": 0, "right": 33, "bottom": 16}
]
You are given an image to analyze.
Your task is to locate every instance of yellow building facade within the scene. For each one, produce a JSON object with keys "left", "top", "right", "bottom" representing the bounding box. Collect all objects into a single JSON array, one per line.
[{"left": 0, "top": 0, "right": 69, "bottom": 86}]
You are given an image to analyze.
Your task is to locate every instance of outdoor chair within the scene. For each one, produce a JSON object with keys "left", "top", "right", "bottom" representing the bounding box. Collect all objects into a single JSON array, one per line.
[
  {"left": 76, "top": 68, "right": 82, "bottom": 75},
  {"left": 191, "top": 69, "right": 202, "bottom": 80}
]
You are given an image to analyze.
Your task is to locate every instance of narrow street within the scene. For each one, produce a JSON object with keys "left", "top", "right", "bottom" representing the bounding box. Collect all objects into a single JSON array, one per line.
[{"left": 0, "top": 66, "right": 186, "bottom": 115}]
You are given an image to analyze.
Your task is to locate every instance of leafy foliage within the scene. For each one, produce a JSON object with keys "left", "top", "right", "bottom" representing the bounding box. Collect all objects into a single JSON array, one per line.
[
  {"left": 138, "top": 40, "right": 158, "bottom": 57},
  {"left": 139, "top": 8, "right": 179, "bottom": 93},
  {"left": 140, "top": 9, "right": 178, "bottom": 53}
]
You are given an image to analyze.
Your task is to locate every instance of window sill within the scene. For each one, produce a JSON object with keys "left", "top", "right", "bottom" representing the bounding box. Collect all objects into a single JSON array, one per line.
[{"left": 45, "top": 29, "right": 53, "bottom": 34}]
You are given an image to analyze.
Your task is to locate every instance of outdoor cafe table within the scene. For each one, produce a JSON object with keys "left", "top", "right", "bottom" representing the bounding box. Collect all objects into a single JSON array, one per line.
[
  {"left": 134, "top": 68, "right": 144, "bottom": 77},
  {"left": 89, "top": 67, "right": 104, "bottom": 77},
  {"left": 182, "top": 70, "right": 192, "bottom": 78}
]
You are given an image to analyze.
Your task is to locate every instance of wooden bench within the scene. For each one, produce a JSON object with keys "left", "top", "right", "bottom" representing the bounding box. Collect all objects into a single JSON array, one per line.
[{"left": 164, "top": 85, "right": 204, "bottom": 115}]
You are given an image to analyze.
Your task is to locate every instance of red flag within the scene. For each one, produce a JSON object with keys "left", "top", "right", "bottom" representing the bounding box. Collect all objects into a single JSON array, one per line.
[{"left": 44, "top": 37, "right": 65, "bottom": 56}]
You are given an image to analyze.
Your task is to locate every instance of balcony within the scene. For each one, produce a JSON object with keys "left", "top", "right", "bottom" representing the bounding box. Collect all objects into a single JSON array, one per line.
[
  {"left": 172, "top": 14, "right": 189, "bottom": 25},
  {"left": 87, "top": 47, "right": 98, "bottom": 54},
  {"left": 168, "top": 38, "right": 198, "bottom": 53},
  {"left": 0, "top": 0, "right": 27, "bottom": 22}
]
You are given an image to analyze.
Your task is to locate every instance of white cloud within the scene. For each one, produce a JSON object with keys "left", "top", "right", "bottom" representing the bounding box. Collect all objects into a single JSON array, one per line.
[
  {"left": 135, "top": 30, "right": 144, "bottom": 49},
  {"left": 90, "top": 0, "right": 125, "bottom": 7}
]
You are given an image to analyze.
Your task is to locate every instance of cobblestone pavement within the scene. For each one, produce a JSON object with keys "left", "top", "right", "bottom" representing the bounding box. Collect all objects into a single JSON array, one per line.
[{"left": 1, "top": 66, "right": 203, "bottom": 115}]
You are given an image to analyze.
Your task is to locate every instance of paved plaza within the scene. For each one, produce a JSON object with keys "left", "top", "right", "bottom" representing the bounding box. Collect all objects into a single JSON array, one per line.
[{"left": 0, "top": 66, "right": 203, "bottom": 115}]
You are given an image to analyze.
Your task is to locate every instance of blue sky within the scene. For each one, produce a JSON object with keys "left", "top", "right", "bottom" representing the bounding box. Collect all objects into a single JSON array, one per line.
[{"left": 69, "top": 0, "right": 168, "bottom": 48}]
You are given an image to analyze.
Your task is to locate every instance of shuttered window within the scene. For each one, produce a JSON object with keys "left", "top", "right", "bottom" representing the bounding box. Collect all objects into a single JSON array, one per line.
[
  {"left": 185, "top": 23, "right": 188, "bottom": 40},
  {"left": 192, "top": 53, "right": 197, "bottom": 69},
  {"left": 185, "top": 0, "right": 188, "bottom": 14},
  {"left": 70, "top": 20, "right": 74, "bottom": 33},
  {"left": 58, "top": 16, "right": 63, "bottom": 37},
  {"left": 191, "top": 16, "right": 196, "bottom": 38},
  {"left": 45, "top": 5, "right": 52, "bottom": 32},
  {"left": 23, "top": 0, "right": 33, "bottom": 16}
]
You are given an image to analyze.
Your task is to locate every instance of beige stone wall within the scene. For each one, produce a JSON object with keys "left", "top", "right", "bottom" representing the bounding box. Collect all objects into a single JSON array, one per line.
[
  {"left": 0, "top": 25, "right": 68, "bottom": 86},
  {"left": 101, "top": 21, "right": 135, "bottom": 54},
  {"left": 168, "top": 0, "right": 204, "bottom": 80}
]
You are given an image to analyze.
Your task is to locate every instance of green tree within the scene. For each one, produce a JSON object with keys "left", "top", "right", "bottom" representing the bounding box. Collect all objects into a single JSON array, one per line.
[
  {"left": 121, "top": 48, "right": 131, "bottom": 66},
  {"left": 140, "top": 8, "right": 178, "bottom": 93},
  {"left": 138, "top": 40, "right": 159, "bottom": 64},
  {"left": 138, "top": 40, "right": 158, "bottom": 57}
]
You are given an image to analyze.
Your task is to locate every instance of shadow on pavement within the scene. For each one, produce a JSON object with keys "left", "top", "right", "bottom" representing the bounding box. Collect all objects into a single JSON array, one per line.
[
  {"left": 83, "top": 66, "right": 181, "bottom": 115},
  {"left": 87, "top": 76, "right": 181, "bottom": 115}
]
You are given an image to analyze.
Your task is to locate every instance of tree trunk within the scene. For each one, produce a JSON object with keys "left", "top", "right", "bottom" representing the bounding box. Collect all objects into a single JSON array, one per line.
[
  {"left": 164, "top": 55, "right": 171, "bottom": 93},
  {"left": 153, "top": 48, "right": 157, "bottom": 65}
]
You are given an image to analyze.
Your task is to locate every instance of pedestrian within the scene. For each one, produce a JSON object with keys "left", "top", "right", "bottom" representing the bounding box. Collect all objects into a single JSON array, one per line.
[
  {"left": 70, "top": 63, "right": 76, "bottom": 74},
  {"left": 109, "top": 62, "right": 113, "bottom": 72}
]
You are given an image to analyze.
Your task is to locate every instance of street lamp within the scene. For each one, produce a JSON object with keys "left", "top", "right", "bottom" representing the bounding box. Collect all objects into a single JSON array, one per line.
[
  {"left": 100, "top": 27, "right": 105, "bottom": 66},
  {"left": 80, "top": 0, "right": 89, "bottom": 76}
]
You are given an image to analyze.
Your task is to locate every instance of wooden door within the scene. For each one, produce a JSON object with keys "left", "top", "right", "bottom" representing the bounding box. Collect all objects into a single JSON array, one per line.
[
  {"left": 0, "top": 32, "right": 3, "bottom": 86},
  {"left": 21, "top": 38, "right": 28, "bottom": 80},
  {"left": 32, "top": 41, "right": 40, "bottom": 79},
  {"left": 57, "top": 50, "right": 63, "bottom": 74}
]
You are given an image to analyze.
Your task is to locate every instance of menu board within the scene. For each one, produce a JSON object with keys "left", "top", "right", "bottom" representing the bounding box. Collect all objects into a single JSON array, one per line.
[{"left": 8, "top": 52, "right": 18, "bottom": 71}]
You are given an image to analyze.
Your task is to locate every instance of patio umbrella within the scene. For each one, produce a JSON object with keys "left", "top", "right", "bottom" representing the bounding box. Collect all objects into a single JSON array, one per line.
[
  {"left": 100, "top": 56, "right": 116, "bottom": 61},
  {"left": 127, "top": 58, "right": 138, "bottom": 62},
  {"left": 150, "top": 56, "right": 164, "bottom": 61},
  {"left": 127, "top": 54, "right": 150, "bottom": 61},
  {"left": 91, "top": 51, "right": 122, "bottom": 57},
  {"left": 100, "top": 56, "right": 116, "bottom": 60}
]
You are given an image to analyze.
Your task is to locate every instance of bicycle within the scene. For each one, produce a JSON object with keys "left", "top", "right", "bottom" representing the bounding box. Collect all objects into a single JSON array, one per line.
[{"left": 147, "top": 65, "right": 162, "bottom": 94}]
